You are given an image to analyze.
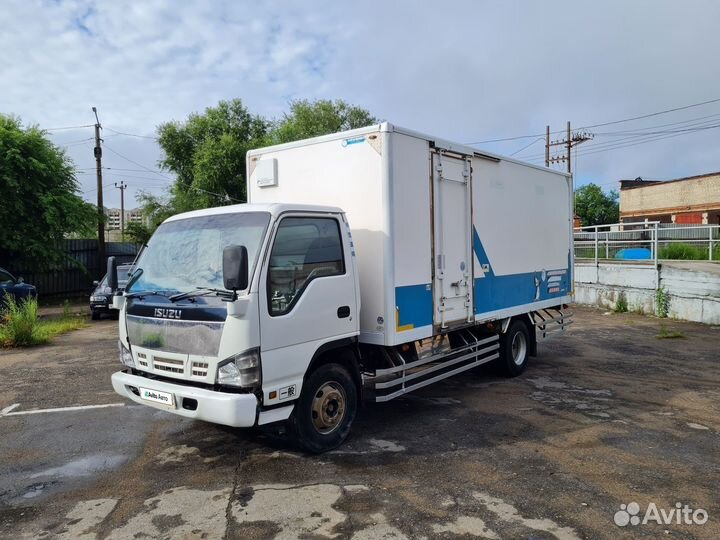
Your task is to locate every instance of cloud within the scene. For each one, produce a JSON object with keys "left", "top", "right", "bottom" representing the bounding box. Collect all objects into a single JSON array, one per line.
[{"left": 2, "top": 0, "right": 720, "bottom": 208}]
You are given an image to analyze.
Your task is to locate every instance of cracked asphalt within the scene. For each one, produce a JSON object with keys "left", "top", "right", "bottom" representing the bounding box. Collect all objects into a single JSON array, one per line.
[{"left": 0, "top": 306, "right": 719, "bottom": 539}]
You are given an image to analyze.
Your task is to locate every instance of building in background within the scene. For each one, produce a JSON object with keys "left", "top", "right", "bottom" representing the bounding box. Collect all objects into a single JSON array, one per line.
[
  {"left": 619, "top": 171, "right": 720, "bottom": 225},
  {"left": 104, "top": 208, "right": 145, "bottom": 230}
]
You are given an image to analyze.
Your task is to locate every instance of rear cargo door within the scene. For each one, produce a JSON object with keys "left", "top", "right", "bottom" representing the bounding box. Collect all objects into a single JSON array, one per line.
[{"left": 432, "top": 151, "right": 473, "bottom": 328}]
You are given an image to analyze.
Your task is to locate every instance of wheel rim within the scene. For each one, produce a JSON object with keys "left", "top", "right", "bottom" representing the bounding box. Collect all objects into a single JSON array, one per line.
[
  {"left": 311, "top": 381, "right": 347, "bottom": 435},
  {"left": 511, "top": 331, "right": 527, "bottom": 366}
]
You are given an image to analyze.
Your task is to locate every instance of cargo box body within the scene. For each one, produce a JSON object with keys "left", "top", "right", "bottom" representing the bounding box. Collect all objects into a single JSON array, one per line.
[{"left": 248, "top": 123, "right": 573, "bottom": 347}]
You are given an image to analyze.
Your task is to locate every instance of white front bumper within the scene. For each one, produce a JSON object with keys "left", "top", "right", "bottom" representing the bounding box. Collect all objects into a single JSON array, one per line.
[{"left": 111, "top": 370, "right": 258, "bottom": 427}]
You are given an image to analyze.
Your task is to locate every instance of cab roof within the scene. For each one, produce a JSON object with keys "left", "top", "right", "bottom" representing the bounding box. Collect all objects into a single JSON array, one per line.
[{"left": 164, "top": 203, "right": 344, "bottom": 224}]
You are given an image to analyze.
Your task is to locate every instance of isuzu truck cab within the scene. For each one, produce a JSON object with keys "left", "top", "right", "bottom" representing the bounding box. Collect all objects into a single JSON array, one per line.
[{"left": 111, "top": 123, "right": 573, "bottom": 452}]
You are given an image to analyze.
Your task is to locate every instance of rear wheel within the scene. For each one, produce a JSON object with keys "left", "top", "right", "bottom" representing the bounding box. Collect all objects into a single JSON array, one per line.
[
  {"left": 289, "top": 363, "right": 358, "bottom": 453},
  {"left": 497, "top": 320, "right": 531, "bottom": 377}
]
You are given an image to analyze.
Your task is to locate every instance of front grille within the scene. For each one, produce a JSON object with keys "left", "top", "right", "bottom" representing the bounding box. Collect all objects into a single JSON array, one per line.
[
  {"left": 191, "top": 361, "right": 209, "bottom": 377},
  {"left": 137, "top": 352, "right": 149, "bottom": 368},
  {"left": 153, "top": 356, "right": 185, "bottom": 374}
]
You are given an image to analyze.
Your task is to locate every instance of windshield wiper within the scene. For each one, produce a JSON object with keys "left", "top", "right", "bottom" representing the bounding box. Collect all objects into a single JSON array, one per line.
[
  {"left": 124, "top": 289, "right": 173, "bottom": 299},
  {"left": 169, "top": 287, "right": 235, "bottom": 303},
  {"left": 124, "top": 268, "right": 143, "bottom": 291}
]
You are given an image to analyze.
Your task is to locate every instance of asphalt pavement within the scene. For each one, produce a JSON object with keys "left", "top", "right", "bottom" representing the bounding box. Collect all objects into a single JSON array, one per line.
[{"left": 1, "top": 307, "right": 718, "bottom": 539}]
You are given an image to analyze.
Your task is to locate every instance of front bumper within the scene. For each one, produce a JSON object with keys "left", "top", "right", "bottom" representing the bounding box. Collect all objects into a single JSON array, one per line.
[
  {"left": 111, "top": 370, "right": 258, "bottom": 427},
  {"left": 90, "top": 300, "right": 110, "bottom": 312}
]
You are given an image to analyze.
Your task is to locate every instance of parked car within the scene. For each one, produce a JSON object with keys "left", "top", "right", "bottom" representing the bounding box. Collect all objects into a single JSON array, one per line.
[
  {"left": 0, "top": 267, "right": 37, "bottom": 305},
  {"left": 90, "top": 264, "right": 131, "bottom": 320}
]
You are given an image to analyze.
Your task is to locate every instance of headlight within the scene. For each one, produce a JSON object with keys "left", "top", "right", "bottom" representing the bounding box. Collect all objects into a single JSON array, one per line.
[
  {"left": 90, "top": 295, "right": 105, "bottom": 302},
  {"left": 217, "top": 348, "right": 261, "bottom": 387},
  {"left": 119, "top": 341, "right": 135, "bottom": 368}
]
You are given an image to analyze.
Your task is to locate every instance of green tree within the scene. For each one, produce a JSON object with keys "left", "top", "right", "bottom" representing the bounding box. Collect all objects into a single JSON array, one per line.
[
  {"left": 0, "top": 115, "right": 96, "bottom": 269},
  {"left": 125, "top": 221, "right": 153, "bottom": 245},
  {"left": 574, "top": 183, "right": 619, "bottom": 226},
  {"left": 157, "top": 99, "right": 268, "bottom": 212},
  {"left": 269, "top": 99, "right": 377, "bottom": 144}
]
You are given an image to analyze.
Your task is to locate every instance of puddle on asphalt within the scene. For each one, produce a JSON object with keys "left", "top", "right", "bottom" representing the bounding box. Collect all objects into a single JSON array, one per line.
[
  {"left": 23, "top": 482, "right": 54, "bottom": 499},
  {"left": 30, "top": 454, "right": 128, "bottom": 479}
]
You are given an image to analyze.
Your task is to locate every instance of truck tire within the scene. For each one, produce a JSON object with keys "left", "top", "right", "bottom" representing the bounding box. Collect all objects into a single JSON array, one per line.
[
  {"left": 289, "top": 363, "right": 358, "bottom": 453},
  {"left": 497, "top": 320, "right": 531, "bottom": 377},
  {"left": 91, "top": 310, "right": 100, "bottom": 321}
]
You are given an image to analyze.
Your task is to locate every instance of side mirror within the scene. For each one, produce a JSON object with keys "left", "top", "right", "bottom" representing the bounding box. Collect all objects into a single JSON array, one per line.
[
  {"left": 223, "top": 245, "right": 248, "bottom": 292},
  {"left": 92, "top": 280, "right": 100, "bottom": 287},
  {"left": 107, "top": 256, "right": 118, "bottom": 291},
  {"left": 17, "top": 277, "right": 24, "bottom": 284}
]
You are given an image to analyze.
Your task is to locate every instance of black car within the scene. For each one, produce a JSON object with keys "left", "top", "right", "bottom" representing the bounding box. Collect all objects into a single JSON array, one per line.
[
  {"left": 0, "top": 267, "right": 37, "bottom": 305},
  {"left": 90, "top": 264, "right": 131, "bottom": 320}
]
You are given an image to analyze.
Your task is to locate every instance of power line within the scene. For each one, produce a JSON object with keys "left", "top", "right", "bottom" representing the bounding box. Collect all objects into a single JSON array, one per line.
[
  {"left": 576, "top": 126, "right": 720, "bottom": 158},
  {"left": 577, "top": 96, "right": 720, "bottom": 130},
  {"left": 44, "top": 124, "right": 95, "bottom": 131},
  {"left": 53, "top": 136, "right": 94, "bottom": 146},
  {"left": 189, "top": 185, "right": 242, "bottom": 202},
  {"left": 521, "top": 116, "right": 720, "bottom": 161},
  {"left": 466, "top": 95, "right": 720, "bottom": 145},
  {"left": 83, "top": 182, "right": 114, "bottom": 194},
  {"left": 102, "top": 172, "right": 173, "bottom": 184},
  {"left": 590, "top": 111, "right": 720, "bottom": 136},
  {"left": 104, "top": 126, "right": 158, "bottom": 140},
  {"left": 510, "top": 137, "right": 545, "bottom": 156},
  {"left": 102, "top": 144, "right": 171, "bottom": 179}
]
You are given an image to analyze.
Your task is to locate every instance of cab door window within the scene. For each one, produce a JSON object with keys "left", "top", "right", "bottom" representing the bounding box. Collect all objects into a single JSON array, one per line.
[{"left": 267, "top": 217, "right": 344, "bottom": 316}]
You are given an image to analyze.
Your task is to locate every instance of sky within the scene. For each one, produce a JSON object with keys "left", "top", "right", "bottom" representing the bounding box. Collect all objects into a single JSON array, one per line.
[{"left": 3, "top": 0, "right": 720, "bottom": 209}]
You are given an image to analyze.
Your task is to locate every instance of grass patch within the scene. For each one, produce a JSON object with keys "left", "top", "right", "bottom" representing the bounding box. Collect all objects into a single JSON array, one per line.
[
  {"left": 658, "top": 242, "right": 719, "bottom": 260},
  {"left": 0, "top": 296, "right": 87, "bottom": 347},
  {"left": 656, "top": 323, "right": 685, "bottom": 339},
  {"left": 574, "top": 247, "right": 597, "bottom": 259}
]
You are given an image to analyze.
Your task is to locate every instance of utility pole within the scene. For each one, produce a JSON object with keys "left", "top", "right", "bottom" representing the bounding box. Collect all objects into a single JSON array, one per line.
[
  {"left": 92, "top": 106, "right": 105, "bottom": 270},
  {"left": 545, "top": 121, "right": 593, "bottom": 173},
  {"left": 545, "top": 125, "right": 550, "bottom": 167},
  {"left": 115, "top": 181, "right": 127, "bottom": 241}
]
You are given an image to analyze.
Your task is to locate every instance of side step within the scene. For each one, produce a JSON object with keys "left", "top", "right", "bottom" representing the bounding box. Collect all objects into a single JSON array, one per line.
[
  {"left": 363, "top": 330, "right": 500, "bottom": 403},
  {"left": 532, "top": 307, "right": 573, "bottom": 340}
]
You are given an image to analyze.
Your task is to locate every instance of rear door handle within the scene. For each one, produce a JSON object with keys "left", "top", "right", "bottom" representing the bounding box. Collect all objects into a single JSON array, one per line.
[{"left": 337, "top": 306, "right": 350, "bottom": 318}]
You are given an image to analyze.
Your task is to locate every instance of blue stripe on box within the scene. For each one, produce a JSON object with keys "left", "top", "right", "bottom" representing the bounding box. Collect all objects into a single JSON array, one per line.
[
  {"left": 472, "top": 226, "right": 569, "bottom": 313},
  {"left": 395, "top": 284, "right": 433, "bottom": 330}
]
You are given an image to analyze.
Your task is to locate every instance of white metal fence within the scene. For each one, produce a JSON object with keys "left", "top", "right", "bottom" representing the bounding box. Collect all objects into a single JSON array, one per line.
[{"left": 574, "top": 222, "right": 720, "bottom": 264}]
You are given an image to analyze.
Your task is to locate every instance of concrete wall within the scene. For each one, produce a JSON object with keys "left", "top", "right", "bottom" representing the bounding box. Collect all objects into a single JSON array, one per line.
[{"left": 574, "top": 261, "right": 720, "bottom": 324}]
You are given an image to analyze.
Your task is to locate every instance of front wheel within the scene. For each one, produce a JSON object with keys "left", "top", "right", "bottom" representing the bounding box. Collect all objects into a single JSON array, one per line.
[
  {"left": 497, "top": 320, "right": 531, "bottom": 377},
  {"left": 289, "top": 363, "right": 358, "bottom": 453}
]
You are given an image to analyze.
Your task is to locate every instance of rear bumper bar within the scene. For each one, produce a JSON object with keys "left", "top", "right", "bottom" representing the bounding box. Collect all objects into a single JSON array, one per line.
[{"left": 111, "top": 370, "right": 258, "bottom": 427}]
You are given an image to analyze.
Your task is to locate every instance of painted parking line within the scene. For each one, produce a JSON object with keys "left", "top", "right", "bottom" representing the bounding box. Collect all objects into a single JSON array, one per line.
[
  {"left": 0, "top": 403, "right": 125, "bottom": 417},
  {"left": 0, "top": 403, "right": 20, "bottom": 415}
]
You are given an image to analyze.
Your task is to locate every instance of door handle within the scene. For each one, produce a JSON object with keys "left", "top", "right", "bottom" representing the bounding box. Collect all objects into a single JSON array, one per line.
[{"left": 337, "top": 306, "right": 350, "bottom": 318}]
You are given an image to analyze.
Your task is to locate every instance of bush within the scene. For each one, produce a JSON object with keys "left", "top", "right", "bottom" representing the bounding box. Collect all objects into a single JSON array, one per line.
[
  {"left": 614, "top": 292, "right": 628, "bottom": 313},
  {"left": 0, "top": 296, "right": 87, "bottom": 347},
  {"left": 655, "top": 287, "right": 670, "bottom": 318},
  {"left": 0, "top": 295, "right": 41, "bottom": 346}
]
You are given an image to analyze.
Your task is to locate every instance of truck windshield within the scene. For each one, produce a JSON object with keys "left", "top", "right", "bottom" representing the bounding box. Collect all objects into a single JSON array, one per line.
[{"left": 127, "top": 212, "right": 270, "bottom": 295}]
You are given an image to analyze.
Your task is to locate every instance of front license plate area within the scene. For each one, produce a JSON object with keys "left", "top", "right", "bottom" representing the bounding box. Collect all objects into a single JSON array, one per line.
[{"left": 139, "top": 387, "right": 175, "bottom": 407}]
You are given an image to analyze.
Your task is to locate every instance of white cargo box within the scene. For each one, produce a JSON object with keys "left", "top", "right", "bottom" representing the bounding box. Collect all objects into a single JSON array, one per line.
[{"left": 248, "top": 123, "right": 573, "bottom": 347}]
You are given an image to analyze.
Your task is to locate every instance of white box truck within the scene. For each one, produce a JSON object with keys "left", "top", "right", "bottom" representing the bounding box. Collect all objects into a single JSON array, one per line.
[{"left": 110, "top": 122, "right": 573, "bottom": 452}]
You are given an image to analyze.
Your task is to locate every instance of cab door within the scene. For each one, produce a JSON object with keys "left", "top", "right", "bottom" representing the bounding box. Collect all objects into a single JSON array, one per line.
[{"left": 258, "top": 213, "right": 358, "bottom": 406}]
